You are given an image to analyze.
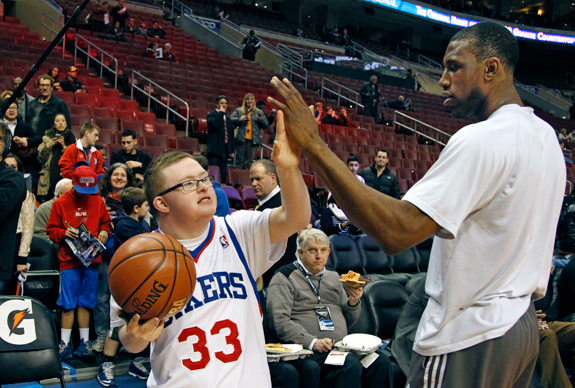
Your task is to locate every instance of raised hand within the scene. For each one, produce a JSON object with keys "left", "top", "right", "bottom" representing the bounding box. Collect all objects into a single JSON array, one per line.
[
  {"left": 271, "top": 110, "right": 299, "bottom": 170},
  {"left": 268, "top": 77, "right": 322, "bottom": 153}
]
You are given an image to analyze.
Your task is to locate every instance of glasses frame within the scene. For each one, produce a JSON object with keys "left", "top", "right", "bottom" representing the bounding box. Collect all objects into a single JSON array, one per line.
[{"left": 157, "top": 175, "right": 214, "bottom": 197}]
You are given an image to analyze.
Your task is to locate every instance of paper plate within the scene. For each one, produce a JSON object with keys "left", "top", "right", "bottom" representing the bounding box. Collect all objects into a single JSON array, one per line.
[{"left": 341, "top": 333, "right": 382, "bottom": 350}]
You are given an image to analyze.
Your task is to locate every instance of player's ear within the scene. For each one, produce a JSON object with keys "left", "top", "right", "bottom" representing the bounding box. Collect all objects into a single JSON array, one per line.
[
  {"left": 484, "top": 58, "right": 499, "bottom": 80},
  {"left": 153, "top": 196, "right": 169, "bottom": 214}
]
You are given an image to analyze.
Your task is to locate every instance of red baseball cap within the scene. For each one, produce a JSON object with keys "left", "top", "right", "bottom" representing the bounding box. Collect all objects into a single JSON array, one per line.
[{"left": 72, "top": 165, "right": 99, "bottom": 194}]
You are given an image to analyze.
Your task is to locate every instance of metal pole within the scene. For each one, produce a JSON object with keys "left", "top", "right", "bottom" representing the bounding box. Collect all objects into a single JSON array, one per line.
[{"left": 1, "top": 0, "right": 91, "bottom": 118}]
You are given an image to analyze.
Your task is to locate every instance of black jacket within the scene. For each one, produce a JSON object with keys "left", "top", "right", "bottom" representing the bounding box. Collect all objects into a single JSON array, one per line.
[
  {"left": 110, "top": 149, "right": 152, "bottom": 177},
  {"left": 206, "top": 110, "right": 235, "bottom": 157},
  {"left": 28, "top": 94, "right": 71, "bottom": 138},
  {"left": 359, "top": 82, "right": 381, "bottom": 107},
  {"left": 359, "top": 164, "right": 400, "bottom": 199},
  {"left": 0, "top": 160, "right": 27, "bottom": 280}
]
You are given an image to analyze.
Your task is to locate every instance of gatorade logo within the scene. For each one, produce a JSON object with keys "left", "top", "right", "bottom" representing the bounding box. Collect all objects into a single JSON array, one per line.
[{"left": 0, "top": 299, "right": 37, "bottom": 345}]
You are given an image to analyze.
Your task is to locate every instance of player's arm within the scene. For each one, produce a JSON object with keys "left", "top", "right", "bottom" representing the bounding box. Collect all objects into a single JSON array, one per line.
[
  {"left": 268, "top": 77, "right": 440, "bottom": 254},
  {"left": 268, "top": 110, "right": 311, "bottom": 244},
  {"left": 118, "top": 314, "right": 164, "bottom": 353}
]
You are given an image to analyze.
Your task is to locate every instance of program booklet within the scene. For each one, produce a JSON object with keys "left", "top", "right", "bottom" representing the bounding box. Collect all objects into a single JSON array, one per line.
[{"left": 65, "top": 223, "right": 106, "bottom": 267}]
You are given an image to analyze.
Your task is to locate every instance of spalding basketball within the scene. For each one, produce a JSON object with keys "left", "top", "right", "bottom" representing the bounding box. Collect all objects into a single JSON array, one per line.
[{"left": 108, "top": 233, "right": 196, "bottom": 321}]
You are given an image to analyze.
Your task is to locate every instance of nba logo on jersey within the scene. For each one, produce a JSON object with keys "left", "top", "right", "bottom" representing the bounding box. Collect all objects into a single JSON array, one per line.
[{"left": 220, "top": 235, "right": 230, "bottom": 249}]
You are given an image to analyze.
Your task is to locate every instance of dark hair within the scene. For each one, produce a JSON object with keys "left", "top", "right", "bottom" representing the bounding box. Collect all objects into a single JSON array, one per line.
[
  {"left": 450, "top": 22, "right": 519, "bottom": 72},
  {"left": 99, "top": 163, "right": 135, "bottom": 198},
  {"left": 122, "top": 187, "right": 147, "bottom": 214},
  {"left": 121, "top": 129, "right": 137, "bottom": 139},
  {"left": 5, "top": 152, "right": 24, "bottom": 173},
  {"left": 377, "top": 148, "right": 389, "bottom": 156},
  {"left": 215, "top": 95, "right": 228, "bottom": 104},
  {"left": 48, "top": 66, "right": 60, "bottom": 81},
  {"left": 325, "top": 106, "right": 333, "bottom": 111},
  {"left": 347, "top": 154, "right": 360, "bottom": 164}
]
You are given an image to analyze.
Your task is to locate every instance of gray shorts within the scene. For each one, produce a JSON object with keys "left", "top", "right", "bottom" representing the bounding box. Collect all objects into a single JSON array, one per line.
[{"left": 406, "top": 304, "right": 539, "bottom": 388}]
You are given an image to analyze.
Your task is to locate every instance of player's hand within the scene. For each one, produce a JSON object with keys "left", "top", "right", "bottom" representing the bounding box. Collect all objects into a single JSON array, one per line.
[
  {"left": 125, "top": 314, "right": 164, "bottom": 343},
  {"left": 347, "top": 285, "right": 363, "bottom": 305},
  {"left": 98, "top": 230, "right": 109, "bottom": 244},
  {"left": 268, "top": 77, "right": 322, "bottom": 153},
  {"left": 313, "top": 338, "right": 334, "bottom": 353},
  {"left": 271, "top": 110, "right": 300, "bottom": 171},
  {"left": 65, "top": 227, "right": 79, "bottom": 239}
]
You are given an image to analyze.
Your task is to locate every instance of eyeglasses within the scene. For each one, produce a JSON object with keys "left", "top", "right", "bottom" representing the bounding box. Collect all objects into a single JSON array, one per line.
[
  {"left": 38, "top": 84, "right": 52, "bottom": 89},
  {"left": 157, "top": 176, "right": 214, "bottom": 196}
]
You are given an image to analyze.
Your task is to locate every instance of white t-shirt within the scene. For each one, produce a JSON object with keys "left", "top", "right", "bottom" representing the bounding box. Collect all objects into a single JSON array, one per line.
[
  {"left": 403, "top": 104, "right": 565, "bottom": 356},
  {"left": 111, "top": 209, "right": 286, "bottom": 387}
]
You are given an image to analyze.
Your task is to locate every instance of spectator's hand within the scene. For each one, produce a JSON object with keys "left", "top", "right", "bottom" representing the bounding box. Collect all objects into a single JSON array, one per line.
[
  {"left": 135, "top": 173, "right": 144, "bottom": 181},
  {"left": 536, "top": 310, "right": 546, "bottom": 321},
  {"left": 313, "top": 338, "right": 334, "bottom": 353},
  {"left": 230, "top": 152, "right": 235, "bottom": 158},
  {"left": 16, "top": 264, "right": 28, "bottom": 275},
  {"left": 125, "top": 313, "right": 164, "bottom": 342},
  {"left": 347, "top": 285, "right": 363, "bottom": 305},
  {"left": 126, "top": 160, "right": 142, "bottom": 169},
  {"left": 98, "top": 230, "right": 109, "bottom": 244},
  {"left": 268, "top": 77, "right": 321, "bottom": 154},
  {"left": 271, "top": 110, "right": 300, "bottom": 170},
  {"left": 240, "top": 115, "right": 247, "bottom": 121},
  {"left": 65, "top": 226, "right": 79, "bottom": 239}
]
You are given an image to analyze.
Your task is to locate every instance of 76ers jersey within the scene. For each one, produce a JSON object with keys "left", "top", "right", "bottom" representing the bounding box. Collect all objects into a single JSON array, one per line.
[{"left": 111, "top": 209, "right": 286, "bottom": 387}]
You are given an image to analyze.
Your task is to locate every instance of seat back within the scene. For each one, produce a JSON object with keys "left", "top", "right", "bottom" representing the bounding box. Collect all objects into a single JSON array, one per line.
[
  {"left": 357, "top": 235, "right": 393, "bottom": 275},
  {"left": 391, "top": 247, "right": 421, "bottom": 274},
  {"left": 327, "top": 234, "right": 364, "bottom": 275},
  {"left": 0, "top": 296, "right": 65, "bottom": 385},
  {"left": 363, "top": 280, "right": 409, "bottom": 340}
]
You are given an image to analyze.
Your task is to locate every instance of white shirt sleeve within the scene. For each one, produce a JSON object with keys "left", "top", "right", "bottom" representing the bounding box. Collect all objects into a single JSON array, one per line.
[
  {"left": 402, "top": 125, "right": 515, "bottom": 239},
  {"left": 224, "top": 209, "right": 287, "bottom": 278}
]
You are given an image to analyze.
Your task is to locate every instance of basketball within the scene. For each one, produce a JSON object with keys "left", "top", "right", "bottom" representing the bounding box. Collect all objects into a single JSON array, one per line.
[{"left": 108, "top": 233, "right": 196, "bottom": 321}]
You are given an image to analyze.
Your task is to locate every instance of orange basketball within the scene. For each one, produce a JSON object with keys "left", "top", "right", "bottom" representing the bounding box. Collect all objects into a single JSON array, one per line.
[{"left": 108, "top": 233, "right": 196, "bottom": 321}]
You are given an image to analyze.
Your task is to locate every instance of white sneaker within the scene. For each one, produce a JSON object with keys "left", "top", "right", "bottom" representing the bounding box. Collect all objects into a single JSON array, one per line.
[{"left": 91, "top": 338, "right": 105, "bottom": 353}]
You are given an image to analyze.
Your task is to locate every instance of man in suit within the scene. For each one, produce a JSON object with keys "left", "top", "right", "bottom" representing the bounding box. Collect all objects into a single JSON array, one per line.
[
  {"left": 250, "top": 159, "right": 298, "bottom": 286},
  {"left": 207, "top": 96, "right": 235, "bottom": 181}
]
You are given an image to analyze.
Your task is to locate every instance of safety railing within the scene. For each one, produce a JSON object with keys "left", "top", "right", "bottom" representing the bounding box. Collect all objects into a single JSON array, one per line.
[
  {"left": 130, "top": 70, "right": 190, "bottom": 136},
  {"left": 393, "top": 110, "right": 450, "bottom": 147},
  {"left": 277, "top": 43, "right": 307, "bottom": 89},
  {"left": 74, "top": 34, "right": 118, "bottom": 89},
  {"left": 417, "top": 54, "right": 442, "bottom": 70},
  {"left": 41, "top": 12, "right": 66, "bottom": 58},
  {"left": 321, "top": 77, "right": 364, "bottom": 109}
]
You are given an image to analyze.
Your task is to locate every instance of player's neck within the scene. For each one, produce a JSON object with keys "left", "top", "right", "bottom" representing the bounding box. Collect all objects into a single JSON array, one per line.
[{"left": 159, "top": 218, "right": 211, "bottom": 240}]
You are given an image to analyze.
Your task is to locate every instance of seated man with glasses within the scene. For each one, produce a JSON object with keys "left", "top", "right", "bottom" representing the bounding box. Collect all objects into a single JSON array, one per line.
[
  {"left": 109, "top": 110, "right": 311, "bottom": 388},
  {"left": 28, "top": 74, "right": 71, "bottom": 137}
]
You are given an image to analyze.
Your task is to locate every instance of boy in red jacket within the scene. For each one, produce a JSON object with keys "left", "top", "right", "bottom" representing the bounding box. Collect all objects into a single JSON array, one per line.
[
  {"left": 47, "top": 163, "right": 111, "bottom": 361},
  {"left": 59, "top": 122, "right": 105, "bottom": 179}
]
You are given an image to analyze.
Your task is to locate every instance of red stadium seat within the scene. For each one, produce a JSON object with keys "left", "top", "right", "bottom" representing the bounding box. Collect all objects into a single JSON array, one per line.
[
  {"left": 92, "top": 106, "right": 115, "bottom": 118},
  {"left": 143, "top": 134, "right": 170, "bottom": 151},
  {"left": 94, "top": 116, "right": 119, "bottom": 131}
]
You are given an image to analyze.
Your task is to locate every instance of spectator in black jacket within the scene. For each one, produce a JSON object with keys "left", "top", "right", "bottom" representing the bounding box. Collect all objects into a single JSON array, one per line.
[
  {"left": 206, "top": 96, "right": 235, "bottom": 181},
  {"left": 359, "top": 148, "right": 400, "bottom": 199},
  {"left": 1, "top": 99, "right": 42, "bottom": 189},
  {"left": 322, "top": 106, "right": 340, "bottom": 125},
  {"left": 109, "top": 0, "right": 129, "bottom": 28},
  {"left": 359, "top": 75, "right": 382, "bottom": 122},
  {"left": 0, "top": 122, "right": 27, "bottom": 293},
  {"left": 109, "top": 129, "right": 152, "bottom": 182},
  {"left": 28, "top": 74, "right": 71, "bottom": 139},
  {"left": 147, "top": 21, "right": 165, "bottom": 39},
  {"left": 60, "top": 66, "right": 87, "bottom": 94}
]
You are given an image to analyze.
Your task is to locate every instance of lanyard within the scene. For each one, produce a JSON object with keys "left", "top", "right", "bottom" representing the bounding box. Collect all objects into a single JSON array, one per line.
[{"left": 296, "top": 262, "right": 323, "bottom": 304}]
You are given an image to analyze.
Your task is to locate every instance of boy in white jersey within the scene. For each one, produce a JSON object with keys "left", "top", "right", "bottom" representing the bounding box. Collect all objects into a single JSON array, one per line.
[{"left": 110, "top": 110, "right": 310, "bottom": 388}]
